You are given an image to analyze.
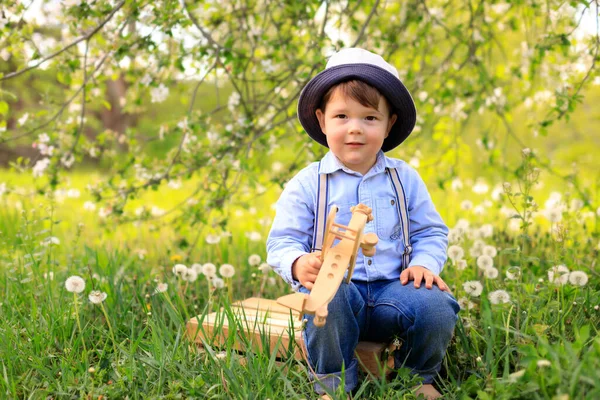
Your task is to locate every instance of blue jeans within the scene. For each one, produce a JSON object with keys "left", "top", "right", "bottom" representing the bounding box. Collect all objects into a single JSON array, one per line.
[{"left": 300, "top": 279, "right": 460, "bottom": 394}]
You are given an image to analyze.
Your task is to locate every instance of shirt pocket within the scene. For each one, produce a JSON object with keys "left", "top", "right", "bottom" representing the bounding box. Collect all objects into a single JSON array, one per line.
[{"left": 376, "top": 197, "right": 401, "bottom": 240}]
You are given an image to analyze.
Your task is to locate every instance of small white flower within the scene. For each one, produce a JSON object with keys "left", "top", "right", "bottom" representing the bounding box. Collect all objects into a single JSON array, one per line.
[
  {"left": 32, "top": 158, "right": 51, "bottom": 177},
  {"left": 484, "top": 267, "right": 499, "bottom": 279},
  {"left": 18, "top": 113, "right": 29, "bottom": 126},
  {"left": 447, "top": 245, "right": 464, "bottom": 262},
  {"left": 544, "top": 208, "right": 563, "bottom": 223},
  {"left": 477, "top": 255, "right": 494, "bottom": 270},
  {"left": 65, "top": 275, "right": 86, "bottom": 293},
  {"left": 219, "top": 264, "right": 235, "bottom": 278},
  {"left": 479, "top": 224, "right": 494, "bottom": 238},
  {"left": 41, "top": 236, "right": 60, "bottom": 246},
  {"left": 522, "top": 148, "right": 531, "bottom": 157},
  {"left": 457, "top": 297, "right": 476, "bottom": 310},
  {"left": 258, "top": 263, "right": 272, "bottom": 275},
  {"left": 248, "top": 254, "right": 261, "bottom": 266},
  {"left": 215, "top": 351, "right": 227, "bottom": 360},
  {"left": 536, "top": 359, "right": 551, "bottom": 368},
  {"left": 88, "top": 290, "right": 107, "bottom": 304},
  {"left": 456, "top": 260, "right": 468, "bottom": 270},
  {"left": 172, "top": 264, "right": 187, "bottom": 276},
  {"left": 154, "top": 282, "right": 168, "bottom": 294},
  {"left": 83, "top": 201, "right": 96, "bottom": 211},
  {"left": 568, "top": 271, "right": 588, "bottom": 287},
  {"left": 150, "top": 84, "right": 169, "bottom": 103},
  {"left": 472, "top": 180, "right": 489, "bottom": 194},
  {"left": 201, "top": 263, "right": 217, "bottom": 278},
  {"left": 482, "top": 245, "right": 497, "bottom": 258},
  {"left": 488, "top": 290, "right": 510, "bottom": 304},
  {"left": 460, "top": 200, "right": 473, "bottom": 210},
  {"left": 508, "top": 369, "right": 526, "bottom": 382},
  {"left": 463, "top": 280, "right": 483, "bottom": 297}
]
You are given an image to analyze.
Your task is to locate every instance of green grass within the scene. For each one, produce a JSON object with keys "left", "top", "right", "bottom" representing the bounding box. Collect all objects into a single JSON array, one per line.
[{"left": 0, "top": 161, "right": 599, "bottom": 399}]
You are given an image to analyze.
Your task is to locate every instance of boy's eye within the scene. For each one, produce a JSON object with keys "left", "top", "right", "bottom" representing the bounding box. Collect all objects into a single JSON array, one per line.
[
  {"left": 335, "top": 114, "right": 347, "bottom": 119},
  {"left": 365, "top": 116, "right": 378, "bottom": 121}
]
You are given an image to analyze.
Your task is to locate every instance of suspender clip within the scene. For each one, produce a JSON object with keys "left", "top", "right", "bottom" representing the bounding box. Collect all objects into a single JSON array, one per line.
[{"left": 404, "top": 245, "right": 413, "bottom": 255}]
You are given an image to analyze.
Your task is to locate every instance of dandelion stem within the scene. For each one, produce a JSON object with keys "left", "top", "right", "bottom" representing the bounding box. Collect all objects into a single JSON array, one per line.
[
  {"left": 73, "top": 293, "right": 87, "bottom": 356},
  {"left": 100, "top": 302, "right": 118, "bottom": 355}
]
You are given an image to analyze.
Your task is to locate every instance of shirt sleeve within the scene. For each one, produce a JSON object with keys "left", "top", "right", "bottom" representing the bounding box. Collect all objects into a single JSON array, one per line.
[
  {"left": 266, "top": 172, "right": 315, "bottom": 291},
  {"left": 405, "top": 167, "right": 449, "bottom": 275}
]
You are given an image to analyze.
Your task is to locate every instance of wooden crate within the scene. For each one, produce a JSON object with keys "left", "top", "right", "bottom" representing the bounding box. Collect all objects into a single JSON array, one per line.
[{"left": 186, "top": 297, "right": 394, "bottom": 377}]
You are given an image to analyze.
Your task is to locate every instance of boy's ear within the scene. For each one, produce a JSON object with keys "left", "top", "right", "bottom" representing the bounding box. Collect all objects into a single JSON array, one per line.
[
  {"left": 315, "top": 109, "right": 326, "bottom": 134},
  {"left": 386, "top": 114, "right": 398, "bottom": 137}
]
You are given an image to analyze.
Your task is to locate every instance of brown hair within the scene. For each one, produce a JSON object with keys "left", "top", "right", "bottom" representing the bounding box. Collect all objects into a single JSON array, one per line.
[{"left": 319, "top": 80, "right": 394, "bottom": 116}]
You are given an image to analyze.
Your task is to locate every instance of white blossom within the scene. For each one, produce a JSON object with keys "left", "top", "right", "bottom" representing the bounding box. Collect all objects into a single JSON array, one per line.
[
  {"left": 536, "top": 359, "right": 551, "bottom": 368},
  {"left": 172, "top": 264, "right": 187, "bottom": 276},
  {"left": 258, "top": 263, "right": 272, "bottom": 275},
  {"left": 456, "top": 260, "right": 468, "bottom": 270},
  {"left": 150, "top": 84, "right": 169, "bottom": 103},
  {"left": 246, "top": 231, "right": 262, "bottom": 241},
  {"left": 212, "top": 277, "right": 225, "bottom": 289},
  {"left": 477, "top": 255, "right": 494, "bottom": 270},
  {"left": 460, "top": 200, "right": 473, "bottom": 210},
  {"left": 548, "top": 265, "right": 569, "bottom": 285},
  {"left": 181, "top": 268, "right": 198, "bottom": 282},
  {"left": 482, "top": 245, "right": 497, "bottom": 258},
  {"left": 206, "top": 234, "right": 221, "bottom": 244},
  {"left": 32, "top": 158, "right": 51, "bottom": 177},
  {"left": 505, "top": 266, "right": 521, "bottom": 280},
  {"left": 447, "top": 245, "right": 464, "bottom": 262},
  {"left": 154, "top": 282, "right": 168, "bottom": 294},
  {"left": 484, "top": 267, "right": 499, "bottom": 279},
  {"left": 201, "top": 263, "right": 217, "bottom": 278}
]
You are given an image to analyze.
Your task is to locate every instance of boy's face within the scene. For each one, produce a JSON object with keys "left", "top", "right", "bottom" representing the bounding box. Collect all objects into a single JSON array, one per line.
[{"left": 315, "top": 88, "right": 397, "bottom": 175}]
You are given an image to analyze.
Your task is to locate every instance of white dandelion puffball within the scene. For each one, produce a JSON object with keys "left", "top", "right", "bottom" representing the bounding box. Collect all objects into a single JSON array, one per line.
[
  {"left": 463, "top": 280, "right": 483, "bottom": 297},
  {"left": 488, "top": 290, "right": 510, "bottom": 304},
  {"left": 248, "top": 254, "right": 261, "bottom": 266},
  {"left": 246, "top": 231, "right": 262, "bottom": 241},
  {"left": 182, "top": 268, "right": 198, "bottom": 282},
  {"left": 544, "top": 208, "right": 563, "bottom": 223},
  {"left": 219, "top": 264, "right": 235, "bottom": 278},
  {"left": 447, "top": 245, "right": 464, "bottom": 262},
  {"left": 201, "top": 263, "right": 217, "bottom": 278},
  {"left": 548, "top": 265, "right": 569, "bottom": 285},
  {"left": 205, "top": 234, "right": 221, "bottom": 244},
  {"left": 154, "top": 282, "right": 168, "bottom": 294},
  {"left": 479, "top": 224, "right": 493, "bottom": 238},
  {"left": 568, "top": 271, "right": 588, "bottom": 287},
  {"left": 88, "top": 290, "right": 107, "bottom": 304},
  {"left": 212, "top": 277, "right": 225, "bottom": 289},
  {"left": 460, "top": 200, "right": 473, "bottom": 210},
  {"left": 172, "top": 264, "right": 187, "bottom": 276},
  {"left": 65, "top": 276, "right": 86, "bottom": 293},
  {"left": 456, "top": 260, "right": 468, "bottom": 270},
  {"left": 268, "top": 277, "right": 277, "bottom": 286},
  {"left": 484, "top": 267, "right": 499, "bottom": 279},
  {"left": 191, "top": 263, "right": 203, "bottom": 274},
  {"left": 477, "top": 255, "right": 494, "bottom": 270},
  {"left": 258, "top": 263, "right": 272, "bottom": 275},
  {"left": 482, "top": 245, "right": 497, "bottom": 258}
]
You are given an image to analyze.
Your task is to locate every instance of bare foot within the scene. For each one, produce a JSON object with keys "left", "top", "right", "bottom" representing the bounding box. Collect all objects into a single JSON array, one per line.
[{"left": 413, "top": 384, "right": 442, "bottom": 399}]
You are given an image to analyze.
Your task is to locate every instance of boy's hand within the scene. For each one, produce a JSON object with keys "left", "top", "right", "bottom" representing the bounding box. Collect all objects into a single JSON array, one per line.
[
  {"left": 400, "top": 265, "right": 450, "bottom": 292},
  {"left": 292, "top": 252, "right": 323, "bottom": 290}
]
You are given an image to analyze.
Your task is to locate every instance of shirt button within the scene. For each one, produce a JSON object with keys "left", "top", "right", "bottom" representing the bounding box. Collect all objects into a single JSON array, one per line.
[
  {"left": 391, "top": 199, "right": 395, "bottom": 205},
  {"left": 367, "top": 260, "right": 372, "bottom": 265}
]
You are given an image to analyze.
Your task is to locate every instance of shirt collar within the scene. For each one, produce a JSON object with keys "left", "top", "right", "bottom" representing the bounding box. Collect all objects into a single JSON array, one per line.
[{"left": 319, "top": 150, "right": 392, "bottom": 176}]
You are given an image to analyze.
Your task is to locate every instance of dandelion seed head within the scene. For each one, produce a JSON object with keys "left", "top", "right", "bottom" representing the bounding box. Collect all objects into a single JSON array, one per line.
[
  {"left": 460, "top": 200, "right": 473, "bottom": 211},
  {"left": 154, "top": 282, "right": 168, "bottom": 294},
  {"left": 456, "top": 260, "right": 468, "bottom": 270},
  {"left": 65, "top": 275, "right": 85, "bottom": 293},
  {"left": 488, "top": 289, "right": 510, "bottom": 304},
  {"left": 205, "top": 234, "right": 221, "bottom": 244},
  {"left": 267, "top": 277, "right": 276, "bottom": 286},
  {"left": 182, "top": 268, "right": 198, "bottom": 282},
  {"left": 201, "top": 263, "right": 217, "bottom": 278},
  {"left": 172, "top": 264, "right": 187, "bottom": 276},
  {"left": 88, "top": 290, "right": 107, "bottom": 304},
  {"left": 568, "top": 270, "right": 588, "bottom": 287},
  {"left": 258, "top": 263, "right": 272, "bottom": 275},
  {"left": 248, "top": 254, "right": 261, "bottom": 266},
  {"left": 447, "top": 245, "right": 464, "bottom": 262},
  {"left": 482, "top": 245, "right": 497, "bottom": 258},
  {"left": 477, "top": 255, "right": 494, "bottom": 270},
  {"left": 191, "top": 263, "right": 203, "bottom": 274},
  {"left": 212, "top": 277, "right": 225, "bottom": 289},
  {"left": 484, "top": 267, "right": 499, "bottom": 279},
  {"left": 463, "top": 280, "right": 483, "bottom": 297},
  {"left": 219, "top": 264, "right": 235, "bottom": 278},
  {"left": 548, "top": 265, "right": 569, "bottom": 285},
  {"left": 505, "top": 266, "right": 521, "bottom": 280}
]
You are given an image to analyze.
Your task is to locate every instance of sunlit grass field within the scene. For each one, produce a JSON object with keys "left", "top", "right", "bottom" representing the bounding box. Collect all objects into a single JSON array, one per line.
[{"left": 0, "top": 156, "right": 599, "bottom": 399}]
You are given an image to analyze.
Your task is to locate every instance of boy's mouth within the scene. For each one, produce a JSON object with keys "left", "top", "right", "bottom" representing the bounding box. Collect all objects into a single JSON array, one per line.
[{"left": 346, "top": 142, "right": 364, "bottom": 146}]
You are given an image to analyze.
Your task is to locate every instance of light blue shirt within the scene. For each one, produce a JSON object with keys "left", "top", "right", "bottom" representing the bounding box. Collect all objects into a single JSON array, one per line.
[{"left": 266, "top": 150, "right": 449, "bottom": 290}]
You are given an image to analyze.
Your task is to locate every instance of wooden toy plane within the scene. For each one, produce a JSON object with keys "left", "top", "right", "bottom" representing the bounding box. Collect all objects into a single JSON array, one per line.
[{"left": 277, "top": 204, "right": 378, "bottom": 327}]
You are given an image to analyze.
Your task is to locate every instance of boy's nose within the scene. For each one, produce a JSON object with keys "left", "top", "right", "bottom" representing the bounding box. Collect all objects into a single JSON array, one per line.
[{"left": 347, "top": 119, "right": 363, "bottom": 134}]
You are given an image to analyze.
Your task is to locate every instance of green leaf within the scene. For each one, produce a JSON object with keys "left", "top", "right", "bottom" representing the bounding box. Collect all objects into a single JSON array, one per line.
[{"left": 0, "top": 101, "right": 8, "bottom": 115}]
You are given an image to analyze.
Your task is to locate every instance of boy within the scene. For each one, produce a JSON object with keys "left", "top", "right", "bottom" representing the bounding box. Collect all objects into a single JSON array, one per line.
[{"left": 266, "top": 48, "right": 459, "bottom": 399}]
